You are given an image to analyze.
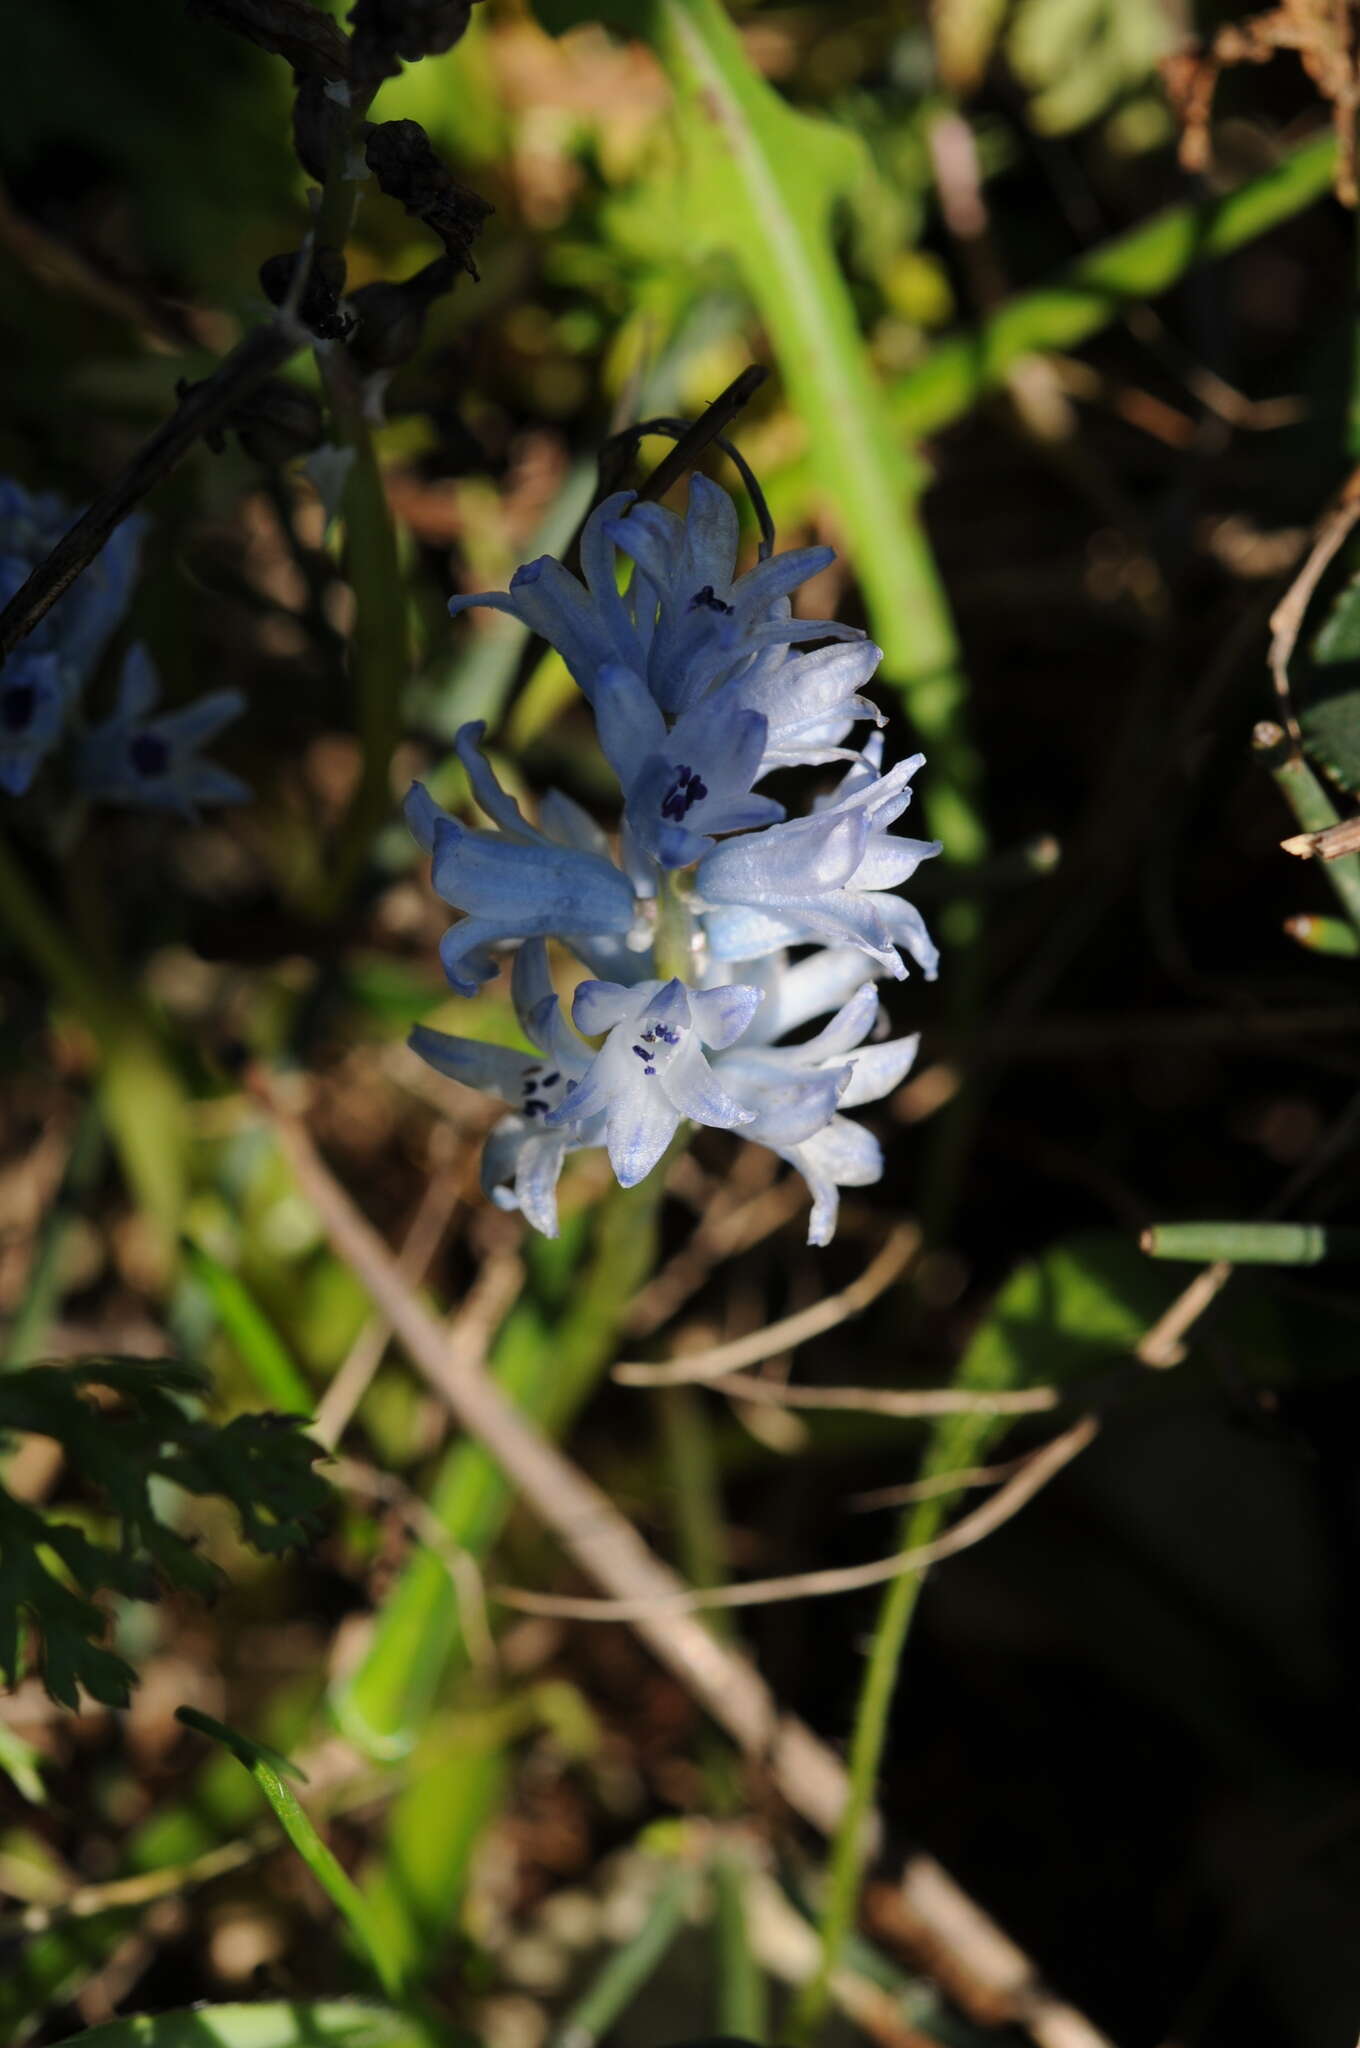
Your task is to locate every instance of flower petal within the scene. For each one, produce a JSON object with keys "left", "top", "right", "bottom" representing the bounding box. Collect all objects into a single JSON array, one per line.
[
  {"left": 595, "top": 662, "right": 667, "bottom": 783},
  {"left": 409, "top": 1023, "right": 530, "bottom": 1101},
  {"left": 689, "top": 982, "right": 763, "bottom": 1050}
]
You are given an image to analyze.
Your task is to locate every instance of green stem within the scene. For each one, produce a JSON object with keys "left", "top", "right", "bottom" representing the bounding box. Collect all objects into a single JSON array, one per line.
[
  {"left": 1255, "top": 720, "right": 1360, "bottom": 935},
  {"left": 713, "top": 1846, "right": 766, "bottom": 2042},
  {"left": 891, "top": 131, "right": 1338, "bottom": 441},
  {"left": 0, "top": 831, "right": 111, "bottom": 1020},
  {"left": 1143, "top": 1221, "right": 1360, "bottom": 1265},
  {"left": 333, "top": 1157, "right": 678, "bottom": 1754},
  {"left": 312, "top": 365, "right": 410, "bottom": 918},
  {"left": 0, "top": 833, "right": 187, "bottom": 1257},
  {"left": 791, "top": 1404, "right": 1000, "bottom": 2045},
  {"left": 655, "top": 868, "right": 698, "bottom": 983},
  {"left": 1, "top": 1099, "right": 103, "bottom": 1370},
  {"left": 553, "top": 1866, "right": 691, "bottom": 2048}
]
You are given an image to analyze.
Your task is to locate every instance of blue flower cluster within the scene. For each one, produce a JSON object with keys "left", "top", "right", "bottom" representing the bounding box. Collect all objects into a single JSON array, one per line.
[
  {"left": 0, "top": 483, "right": 246, "bottom": 815},
  {"left": 409, "top": 476, "right": 940, "bottom": 1244}
]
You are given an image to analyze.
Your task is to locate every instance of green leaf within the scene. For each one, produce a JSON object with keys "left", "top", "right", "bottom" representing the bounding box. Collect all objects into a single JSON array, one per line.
[
  {"left": 31, "top": 2004, "right": 437, "bottom": 2048},
  {"left": 334, "top": 1169, "right": 669, "bottom": 1757},
  {"left": 185, "top": 1242, "right": 314, "bottom": 1413},
  {"left": 1313, "top": 569, "right": 1360, "bottom": 664},
  {"left": 640, "top": 0, "right": 981, "bottom": 859},
  {"left": 176, "top": 1711, "right": 405, "bottom": 2000},
  {"left": 1302, "top": 569, "right": 1360, "bottom": 795},
  {"left": 0, "top": 1722, "right": 47, "bottom": 1804},
  {"left": 1006, "top": 0, "right": 1169, "bottom": 135},
  {"left": 0, "top": 1359, "right": 330, "bottom": 1707}
]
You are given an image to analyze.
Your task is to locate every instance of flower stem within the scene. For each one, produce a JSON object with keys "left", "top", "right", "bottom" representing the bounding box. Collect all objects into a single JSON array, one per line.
[
  {"left": 788, "top": 1408, "right": 996, "bottom": 2045},
  {"left": 654, "top": 868, "right": 697, "bottom": 983},
  {"left": 0, "top": 832, "right": 186, "bottom": 1263}
]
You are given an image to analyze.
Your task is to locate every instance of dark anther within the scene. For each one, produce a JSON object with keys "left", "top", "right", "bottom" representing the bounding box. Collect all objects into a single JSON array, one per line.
[
  {"left": 687, "top": 584, "right": 733, "bottom": 615},
  {"left": 130, "top": 732, "right": 171, "bottom": 779},
  {"left": 660, "top": 764, "right": 709, "bottom": 821},
  {"left": 1, "top": 684, "right": 36, "bottom": 733}
]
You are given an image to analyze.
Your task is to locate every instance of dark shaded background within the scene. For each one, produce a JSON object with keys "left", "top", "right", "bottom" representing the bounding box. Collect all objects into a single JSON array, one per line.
[{"left": 2, "top": 4, "right": 1359, "bottom": 2047}]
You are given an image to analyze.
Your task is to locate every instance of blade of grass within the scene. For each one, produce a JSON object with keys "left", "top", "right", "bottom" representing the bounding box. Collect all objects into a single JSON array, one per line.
[
  {"left": 1, "top": 1098, "right": 103, "bottom": 1370},
  {"left": 334, "top": 1168, "right": 672, "bottom": 1756},
  {"left": 1256, "top": 719, "right": 1360, "bottom": 935},
  {"left": 184, "top": 1241, "right": 315, "bottom": 1412},
  {"left": 0, "top": 834, "right": 186, "bottom": 1262},
  {"left": 552, "top": 1865, "right": 692, "bottom": 2048},
  {"left": 643, "top": 0, "right": 980, "bottom": 862},
  {"left": 176, "top": 1708, "right": 405, "bottom": 2000},
  {"left": 890, "top": 130, "right": 1337, "bottom": 439},
  {"left": 713, "top": 1846, "right": 767, "bottom": 2043}
]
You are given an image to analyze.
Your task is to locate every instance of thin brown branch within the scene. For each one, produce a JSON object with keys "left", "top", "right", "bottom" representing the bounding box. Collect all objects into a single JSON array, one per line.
[
  {"left": 719, "top": 1377, "right": 1059, "bottom": 1420},
  {"left": 330, "top": 1455, "right": 496, "bottom": 1670},
  {"left": 497, "top": 1417, "right": 1096, "bottom": 1620},
  {"left": 1136, "top": 1083, "right": 1360, "bottom": 1366},
  {"left": 848, "top": 1455, "right": 1034, "bottom": 1512},
  {"left": 614, "top": 1224, "right": 920, "bottom": 1386},
  {"left": 254, "top": 1070, "right": 1111, "bottom": 2048},
  {"left": 312, "top": 1164, "right": 465, "bottom": 1448},
  {"left": 1282, "top": 815, "right": 1360, "bottom": 861},
  {"left": 1267, "top": 466, "right": 1360, "bottom": 747}
]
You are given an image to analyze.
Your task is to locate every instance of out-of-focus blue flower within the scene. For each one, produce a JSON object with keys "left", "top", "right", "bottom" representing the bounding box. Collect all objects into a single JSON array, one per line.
[
  {"left": 76, "top": 645, "right": 247, "bottom": 817},
  {"left": 0, "top": 485, "right": 146, "bottom": 796},
  {"left": 0, "top": 651, "right": 65, "bottom": 796},
  {"left": 417, "top": 467, "right": 942, "bottom": 1242},
  {"left": 0, "top": 485, "right": 144, "bottom": 705},
  {"left": 545, "top": 975, "right": 759, "bottom": 1188},
  {"left": 409, "top": 942, "right": 596, "bottom": 1237}
]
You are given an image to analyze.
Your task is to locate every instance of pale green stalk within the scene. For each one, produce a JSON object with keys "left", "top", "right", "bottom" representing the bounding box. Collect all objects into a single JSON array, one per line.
[{"left": 552, "top": 1867, "right": 691, "bottom": 2048}]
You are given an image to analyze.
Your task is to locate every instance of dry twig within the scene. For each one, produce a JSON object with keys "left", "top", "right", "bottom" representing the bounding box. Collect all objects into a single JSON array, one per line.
[
  {"left": 615, "top": 1225, "right": 919, "bottom": 1386},
  {"left": 1266, "top": 465, "right": 1360, "bottom": 744},
  {"left": 497, "top": 1417, "right": 1096, "bottom": 1619},
  {"left": 313, "top": 1165, "right": 464, "bottom": 1448},
  {"left": 252, "top": 1069, "right": 1112, "bottom": 2048},
  {"left": 718, "top": 1376, "right": 1058, "bottom": 1421}
]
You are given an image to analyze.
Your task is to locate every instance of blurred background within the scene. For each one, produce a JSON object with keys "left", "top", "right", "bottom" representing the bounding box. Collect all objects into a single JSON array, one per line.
[{"left": 1, "top": 4, "right": 1359, "bottom": 2047}]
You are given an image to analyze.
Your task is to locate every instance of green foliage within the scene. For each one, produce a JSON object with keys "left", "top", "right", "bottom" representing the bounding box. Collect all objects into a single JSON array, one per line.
[
  {"left": 640, "top": 0, "right": 981, "bottom": 858},
  {"left": 0, "top": 1359, "right": 329, "bottom": 1707},
  {"left": 1143, "top": 1221, "right": 1360, "bottom": 1265},
  {"left": 177, "top": 1709, "right": 406, "bottom": 1999},
  {"left": 1302, "top": 568, "right": 1360, "bottom": 795},
  {"left": 1005, "top": 0, "right": 1170, "bottom": 139},
  {"left": 28, "top": 2006, "right": 439, "bottom": 2048}
]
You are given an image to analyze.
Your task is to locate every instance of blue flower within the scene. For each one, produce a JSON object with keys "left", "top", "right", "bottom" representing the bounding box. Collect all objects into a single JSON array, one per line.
[
  {"left": 546, "top": 975, "right": 760, "bottom": 1187},
  {"left": 0, "top": 651, "right": 65, "bottom": 796},
  {"left": 0, "top": 486, "right": 144, "bottom": 705},
  {"left": 696, "top": 739, "right": 940, "bottom": 978},
  {"left": 593, "top": 664, "right": 783, "bottom": 870},
  {"left": 75, "top": 645, "right": 248, "bottom": 817},
  {"left": 406, "top": 722, "right": 643, "bottom": 996},
  {"left": 409, "top": 941, "right": 597, "bottom": 1237},
  {"left": 0, "top": 487, "right": 145, "bottom": 797},
  {"left": 416, "top": 465, "right": 945, "bottom": 1241},
  {"left": 449, "top": 475, "right": 861, "bottom": 718},
  {"left": 711, "top": 947, "right": 921, "bottom": 1244}
]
